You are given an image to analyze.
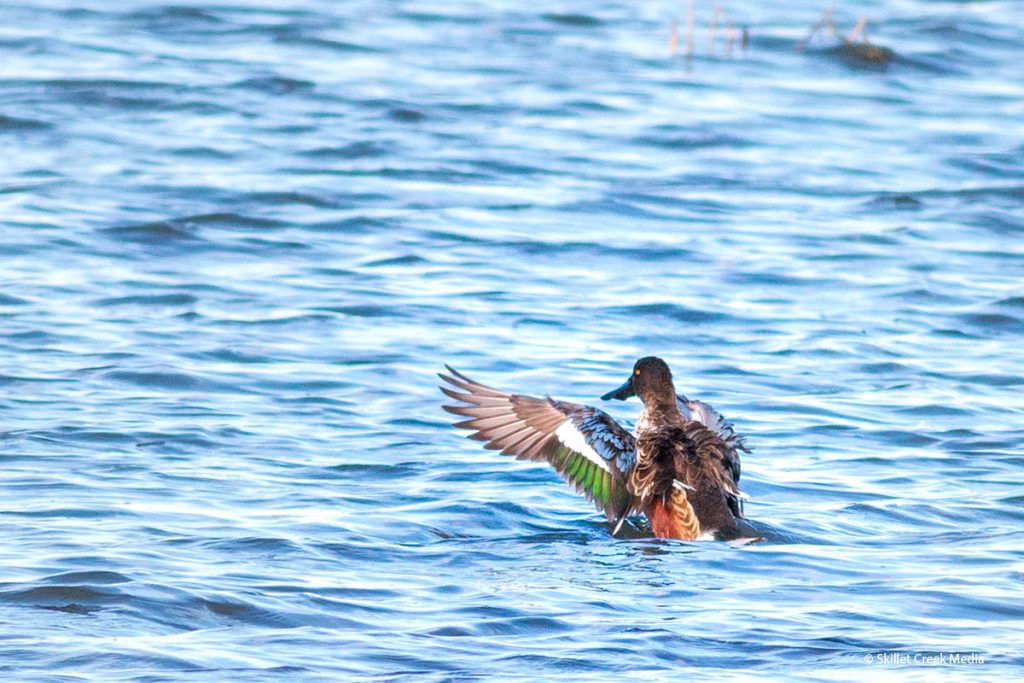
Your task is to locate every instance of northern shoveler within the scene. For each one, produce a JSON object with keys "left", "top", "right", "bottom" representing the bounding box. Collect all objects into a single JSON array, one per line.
[{"left": 439, "top": 357, "right": 750, "bottom": 540}]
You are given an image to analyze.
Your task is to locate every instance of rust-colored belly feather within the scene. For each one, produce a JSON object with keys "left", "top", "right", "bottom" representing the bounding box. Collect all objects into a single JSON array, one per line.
[{"left": 645, "top": 487, "right": 701, "bottom": 540}]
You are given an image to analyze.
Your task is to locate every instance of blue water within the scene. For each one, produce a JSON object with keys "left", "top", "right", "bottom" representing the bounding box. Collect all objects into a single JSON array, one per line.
[{"left": 2, "top": 1, "right": 1023, "bottom": 680}]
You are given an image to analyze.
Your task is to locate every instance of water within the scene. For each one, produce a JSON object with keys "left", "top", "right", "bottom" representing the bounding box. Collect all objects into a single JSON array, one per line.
[{"left": 2, "top": 0, "right": 1023, "bottom": 679}]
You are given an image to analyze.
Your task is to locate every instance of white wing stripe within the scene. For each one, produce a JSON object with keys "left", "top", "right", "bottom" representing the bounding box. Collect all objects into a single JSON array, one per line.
[{"left": 554, "top": 420, "right": 612, "bottom": 473}]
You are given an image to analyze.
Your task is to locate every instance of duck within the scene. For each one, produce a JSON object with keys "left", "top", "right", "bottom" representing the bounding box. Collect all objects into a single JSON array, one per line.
[{"left": 439, "top": 356, "right": 750, "bottom": 540}]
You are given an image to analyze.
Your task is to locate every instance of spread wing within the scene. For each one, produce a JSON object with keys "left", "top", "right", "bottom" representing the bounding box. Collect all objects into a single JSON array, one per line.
[
  {"left": 677, "top": 395, "right": 747, "bottom": 517},
  {"left": 677, "top": 394, "right": 748, "bottom": 482},
  {"left": 440, "top": 366, "right": 637, "bottom": 526}
]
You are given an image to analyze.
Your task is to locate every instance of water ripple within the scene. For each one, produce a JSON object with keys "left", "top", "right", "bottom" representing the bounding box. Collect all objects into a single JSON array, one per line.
[{"left": 2, "top": 0, "right": 1023, "bottom": 680}]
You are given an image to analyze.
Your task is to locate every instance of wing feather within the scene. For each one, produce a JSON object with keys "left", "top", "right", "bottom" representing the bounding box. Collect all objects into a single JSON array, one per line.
[
  {"left": 440, "top": 366, "right": 637, "bottom": 523},
  {"left": 677, "top": 395, "right": 750, "bottom": 454},
  {"left": 520, "top": 433, "right": 555, "bottom": 461},
  {"left": 676, "top": 394, "right": 747, "bottom": 505},
  {"left": 679, "top": 419, "right": 747, "bottom": 519}
]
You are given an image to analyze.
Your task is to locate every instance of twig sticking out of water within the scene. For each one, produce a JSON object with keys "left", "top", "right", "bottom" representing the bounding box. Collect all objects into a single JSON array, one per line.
[
  {"left": 797, "top": 8, "right": 894, "bottom": 65},
  {"left": 686, "top": 0, "right": 695, "bottom": 61},
  {"left": 796, "top": 8, "right": 837, "bottom": 50},
  {"left": 847, "top": 17, "right": 867, "bottom": 42},
  {"left": 709, "top": 4, "right": 740, "bottom": 57},
  {"left": 669, "top": 2, "right": 745, "bottom": 61},
  {"left": 709, "top": 4, "right": 722, "bottom": 54}
]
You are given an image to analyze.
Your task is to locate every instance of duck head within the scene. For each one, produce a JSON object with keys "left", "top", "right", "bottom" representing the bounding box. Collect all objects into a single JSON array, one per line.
[{"left": 601, "top": 356, "right": 676, "bottom": 404}]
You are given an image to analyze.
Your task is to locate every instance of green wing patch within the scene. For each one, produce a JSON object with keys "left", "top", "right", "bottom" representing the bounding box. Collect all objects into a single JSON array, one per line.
[
  {"left": 558, "top": 449, "right": 613, "bottom": 509},
  {"left": 439, "top": 367, "right": 637, "bottom": 528}
]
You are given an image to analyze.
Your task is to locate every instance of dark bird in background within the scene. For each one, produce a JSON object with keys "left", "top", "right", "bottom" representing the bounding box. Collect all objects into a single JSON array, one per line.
[{"left": 439, "top": 357, "right": 751, "bottom": 540}]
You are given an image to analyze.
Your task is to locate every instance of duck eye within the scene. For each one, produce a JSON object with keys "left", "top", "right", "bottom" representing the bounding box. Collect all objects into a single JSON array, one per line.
[{"left": 634, "top": 369, "right": 640, "bottom": 376}]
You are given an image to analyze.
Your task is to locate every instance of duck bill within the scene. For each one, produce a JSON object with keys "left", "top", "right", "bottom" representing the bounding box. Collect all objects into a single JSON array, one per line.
[{"left": 601, "top": 378, "right": 635, "bottom": 401}]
